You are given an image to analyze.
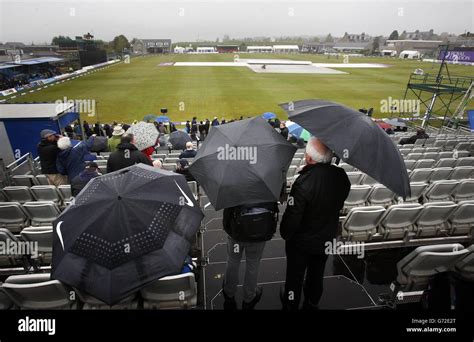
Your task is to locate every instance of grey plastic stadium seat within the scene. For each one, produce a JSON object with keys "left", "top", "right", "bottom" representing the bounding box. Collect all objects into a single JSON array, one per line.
[
  {"left": 2, "top": 273, "right": 72, "bottom": 309},
  {"left": 30, "top": 185, "right": 62, "bottom": 204},
  {"left": 406, "top": 153, "right": 423, "bottom": 161},
  {"left": 361, "top": 174, "right": 378, "bottom": 185},
  {"left": 346, "top": 172, "right": 363, "bottom": 185},
  {"left": 414, "top": 201, "right": 458, "bottom": 237},
  {"left": 434, "top": 140, "right": 447, "bottom": 148},
  {"left": 367, "top": 184, "right": 395, "bottom": 207},
  {"left": 452, "top": 179, "right": 474, "bottom": 202},
  {"left": 455, "top": 157, "right": 474, "bottom": 167},
  {"left": 20, "top": 227, "right": 53, "bottom": 254},
  {"left": 141, "top": 272, "right": 197, "bottom": 309},
  {"left": 414, "top": 139, "right": 426, "bottom": 147},
  {"left": 162, "top": 163, "right": 176, "bottom": 172},
  {"left": 342, "top": 206, "right": 385, "bottom": 241},
  {"left": 423, "top": 180, "right": 459, "bottom": 202},
  {"left": 444, "top": 140, "right": 459, "bottom": 151},
  {"left": 399, "top": 148, "right": 411, "bottom": 156},
  {"left": 454, "top": 142, "right": 471, "bottom": 151},
  {"left": 291, "top": 158, "right": 302, "bottom": 167},
  {"left": 409, "top": 168, "right": 432, "bottom": 183},
  {"left": 0, "top": 202, "right": 29, "bottom": 232},
  {"left": 425, "top": 146, "right": 440, "bottom": 153},
  {"left": 74, "top": 288, "right": 137, "bottom": 309},
  {"left": 343, "top": 185, "right": 372, "bottom": 213},
  {"left": 394, "top": 244, "right": 468, "bottom": 292},
  {"left": 22, "top": 201, "right": 60, "bottom": 226},
  {"left": 429, "top": 167, "right": 453, "bottom": 183},
  {"left": 413, "top": 159, "right": 436, "bottom": 169},
  {"left": 435, "top": 158, "right": 456, "bottom": 168},
  {"left": 187, "top": 181, "right": 198, "bottom": 200},
  {"left": 449, "top": 166, "right": 474, "bottom": 180},
  {"left": 58, "top": 185, "right": 73, "bottom": 202},
  {"left": 454, "top": 245, "right": 474, "bottom": 281},
  {"left": 2, "top": 186, "right": 34, "bottom": 204},
  {"left": 404, "top": 182, "right": 428, "bottom": 203},
  {"left": 12, "top": 175, "right": 38, "bottom": 187},
  {"left": 35, "top": 174, "right": 50, "bottom": 185},
  {"left": 0, "top": 228, "right": 25, "bottom": 268},
  {"left": 379, "top": 203, "right": 423, "bottom": 240},
  {"left": 424, "top": 138, "right": 436, "bottom": 147},
  {"left": 455, "top": 150, "right": 470, "bottom": 158},
  {"left": 404, "top": 160, "right": 416, "bottom": 171},
  {"left": 423, "top": 152, "right": 439, "bottom": 160},
  {"left": 448, "top": 200, "right": 474, "bottom": 235}
]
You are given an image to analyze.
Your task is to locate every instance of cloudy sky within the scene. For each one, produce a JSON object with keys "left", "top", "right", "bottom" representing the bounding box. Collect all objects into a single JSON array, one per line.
[{"left": 0, "top": 0, "right": 472, "bottom": 43}]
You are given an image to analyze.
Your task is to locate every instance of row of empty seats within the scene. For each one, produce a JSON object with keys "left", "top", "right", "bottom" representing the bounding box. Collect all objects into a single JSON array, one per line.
[
  {"left": 0, "top": 201, "right": 60, "bottom": 232},
  {"left": 0, "top": 272, "right": 197, "bottom": 310},
  {"left": 344, "top": 179, "right": 474, "bottom": 213},
  {"left": 342, "top": 201, "right": 474, "bottom": 241},
  {"left": 0, "top": 185, "right": 72, "bottom": 205}
]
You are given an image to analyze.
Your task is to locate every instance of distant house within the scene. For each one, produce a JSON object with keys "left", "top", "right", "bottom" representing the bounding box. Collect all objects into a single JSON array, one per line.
[
  {"left": 333, "top": 32, "right": 373, "bottom": 52},
  {"left": 383, "top": 40, "right": 443, "bottom": 56},
  {"left": 401, "top": 30, "right": 436, "bottom": 41},
  {"left": 196, "top": 47, "right": 217, "bottom": 53}
]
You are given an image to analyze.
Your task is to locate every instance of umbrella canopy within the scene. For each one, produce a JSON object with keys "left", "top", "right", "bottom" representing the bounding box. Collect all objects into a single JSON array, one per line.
[
  {"left": 189, "top": 117, "right": 297, "bottom": 210},
  {"left": 262, "top": 112, "right": 277, "bottom": 120},
  {"left": 280, "top": 99, "right": 410, "bottom": 199},
  {"left": 286, "top": 120, "right": 312, "bottom": 141},
  {"left": 169, "top": 130, "right": 192, "bottom": 150},
  {"left": 155, "top": 115, "right": 170, "bottom": 123},
  {"left": 125, "top": 121, "right": 159, "bottom": 151},
  {"left": 51, "top": 164, "right": 203, "bottom": 305},
  {"left": 143, "top": 114, "right": 157, "bottom": 121},
  {"left": 383, "top": 118, "right": 407, "bottom": 128}
]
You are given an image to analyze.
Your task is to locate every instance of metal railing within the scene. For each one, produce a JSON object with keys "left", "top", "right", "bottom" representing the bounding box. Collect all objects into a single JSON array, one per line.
[{"left": 3, "top": 153, "right": 38, "bottom": 186}]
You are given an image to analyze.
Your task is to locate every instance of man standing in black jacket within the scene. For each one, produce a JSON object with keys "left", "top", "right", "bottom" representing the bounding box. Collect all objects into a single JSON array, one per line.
[
  {"left": 280, "top": 137, "right": 350, "bottom": 310},
  {"left": 106, "top": 134, "right": 153, "bottom": 173},
  {"left": 37, "top": 129, "right": 67, "bottom": 186}
]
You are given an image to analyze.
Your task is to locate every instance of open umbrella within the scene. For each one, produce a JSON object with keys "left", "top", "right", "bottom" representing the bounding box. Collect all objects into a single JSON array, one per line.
[
  {"left": 280, "top": 99, "right": 410, "bottom": 199},
  {"left": 262, "top": 112, "right": 277, "bottom": 120},
  {"left": 126, "top": 121, "right": 159, "bottom": 151},
  {"left": 286, "top": 120, "right": 312, "bottom": 141},
  {"left": 155, "top": 115, "right": 170, "bottom": 123},
  {"left": 143, "top": 114, "right": 157, "bottom": 121},
  {"left": 189, "top": 117, "right": 296, "bottom": 210},
  {"left": 169, "top": 130, "right": 191, "bottom": 150},
  {"left": 51, "top": 164, "right": 203, "bottom": 305}
]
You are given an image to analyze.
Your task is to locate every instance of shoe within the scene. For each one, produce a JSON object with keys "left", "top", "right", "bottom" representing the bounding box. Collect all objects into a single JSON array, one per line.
[
  {"left": 222, "top": 284, "right": 237, "bottom": 311},
  {"left": 242, "top": 287, "right": 263, "bottom": 310},
  {"left": 302, "top": 298, "right": 319, "bottom": 311}
]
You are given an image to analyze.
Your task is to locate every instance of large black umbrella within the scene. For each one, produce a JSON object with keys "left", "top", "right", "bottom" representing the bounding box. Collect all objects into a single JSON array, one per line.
[
  {"left": 51, "top": 164, "right": 203, "bottom": 305},
  {"left": 280, "top": 99, "right": 410, "bottom": 199},
  {"left": 169, "top": 130, "right": 192, "bottom": 150},
  {"left": 189, "top": 117, "right": 296, "bottom": 210}
]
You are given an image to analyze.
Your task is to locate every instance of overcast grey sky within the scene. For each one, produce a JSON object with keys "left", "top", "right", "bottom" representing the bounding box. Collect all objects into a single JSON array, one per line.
[{"left": 0, "top": 0, "right": 472, "bottom": 43}]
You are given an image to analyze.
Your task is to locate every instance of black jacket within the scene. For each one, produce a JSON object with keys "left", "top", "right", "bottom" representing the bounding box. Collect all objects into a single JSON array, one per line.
[
  {"left": 106, "top": 142, "right": 152, "bottom": 173},
  {"left": 37, "top": 139, "right": 60, "bottom": 174},
  {"left": 71, "top": 170, "right": 100, "bottom": 197},
  {"left": 280, "top": 163, "right": 350, "bottom": 254}
]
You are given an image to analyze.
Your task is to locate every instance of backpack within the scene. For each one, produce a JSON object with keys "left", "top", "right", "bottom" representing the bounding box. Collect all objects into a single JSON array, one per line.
[{"left": 229, "top": 204, "right": 278, "bottom": 242}]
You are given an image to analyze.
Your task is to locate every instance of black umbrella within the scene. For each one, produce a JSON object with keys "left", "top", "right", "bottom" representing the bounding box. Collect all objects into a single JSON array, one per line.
[
  {"left": 280, "top": 99, "right": 410, "bottom": 199},
  {"left": 51, "top": 164, "right": 203, "bottom": 305},
  {"left": 169, "top": 130, "right": 192, "bottom": 150},
  {"left": 189, "top": 117, "right": 296, "bottom": 210}
]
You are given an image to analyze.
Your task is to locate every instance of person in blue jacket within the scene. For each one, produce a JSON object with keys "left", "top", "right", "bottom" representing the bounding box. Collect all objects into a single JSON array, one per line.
[{"left": 56, "top": 136, "right": 95, "bottom": 183}]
